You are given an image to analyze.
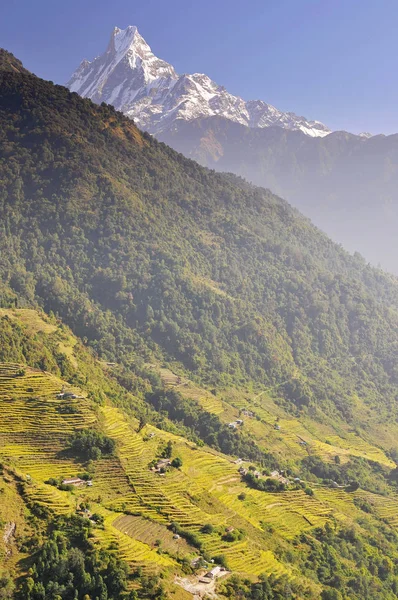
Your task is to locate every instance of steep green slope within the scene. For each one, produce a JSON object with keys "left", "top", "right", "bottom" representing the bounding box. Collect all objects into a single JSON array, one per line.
[
  {"left": 2, "top": 306, "right": 398, "bottom": 600},
  {"left": 0, "top": 62, "right": 398, "bottom": 437}
]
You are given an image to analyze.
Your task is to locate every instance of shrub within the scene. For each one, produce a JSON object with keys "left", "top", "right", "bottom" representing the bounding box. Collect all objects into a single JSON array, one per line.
[
  {"left": 243, "top": 472, "right": 286, "bottom": 492},
  {"left": 222, "top": 528, "right": 244, "bottom": 542},
  {"left": 58, "top": 484, "right": 73, "bottom": 492},
  {"left": 162, "top": 441, "right": 173, "bottom": 459},
  {"left": 57, "top": 404, "right": 79, "bottom": 415},
  {"left": 45, "top": 478, "right": 59, "bottom": 487},
  {"left": 213, "top": 554, "right": 229, "bottom": 569},
  {"left": 346, "top": 480, "right": 360, "bottom": 492},
  {"left": 90, "top": 514, "right": 104, "bottom": 525},
  {"left": 68, "top": 430, "right": 116, "bottom": 461}
]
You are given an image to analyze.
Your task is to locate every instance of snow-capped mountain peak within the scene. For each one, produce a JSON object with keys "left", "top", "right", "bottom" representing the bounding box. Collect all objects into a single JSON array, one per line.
[
  {"left": 108, "top": 25, "right": 140, "bottom": 56},
  {"left": 68, "top": 26, "right": 178, "bottom": 110},
  {"left": 106, "top": 26, "right": 175, "bottom": 79},
  {"left": 67, "top": 26, "right": 331, "bottom": 138}
]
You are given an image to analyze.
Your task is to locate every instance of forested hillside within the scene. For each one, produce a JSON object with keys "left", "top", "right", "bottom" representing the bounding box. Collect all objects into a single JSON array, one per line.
[
  {"left": 0, "top": 49, "right": 29, "bottom": 75},
  {"left": 158, "top": 116, "right": 398, "bottom": 274},
  {"left": 2, "top": 57, "right": 398, "bottom": 599},
  {"left": 1, "top": 60, "right": 398, "bottom": 431}
]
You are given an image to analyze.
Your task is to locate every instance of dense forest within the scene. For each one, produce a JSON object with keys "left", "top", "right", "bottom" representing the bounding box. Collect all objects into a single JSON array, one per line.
[{"left": 0, "top": 55, "right": 398, "bottom": 434}]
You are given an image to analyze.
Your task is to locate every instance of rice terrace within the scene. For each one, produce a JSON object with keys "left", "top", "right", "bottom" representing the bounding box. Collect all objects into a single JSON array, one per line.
[{"left": 0, "top": 308, "right": 398, "bottom": 598}]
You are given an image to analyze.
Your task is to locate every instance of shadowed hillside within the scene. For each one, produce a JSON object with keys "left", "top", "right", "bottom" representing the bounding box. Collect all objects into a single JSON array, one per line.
[
  {"left": 158, "top": 116, "right": 398, "bottom": 274},
  {"left": 0, "top": 49, "right": 30, "bottom": 75}
]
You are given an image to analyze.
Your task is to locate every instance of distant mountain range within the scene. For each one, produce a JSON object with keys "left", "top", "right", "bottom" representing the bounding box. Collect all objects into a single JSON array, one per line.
[
  {"left": 68, "top": 26, "right": 331, "bottom": 138},
  {"left": 68, "top": 26, "right": 398, "bottom": 274}
]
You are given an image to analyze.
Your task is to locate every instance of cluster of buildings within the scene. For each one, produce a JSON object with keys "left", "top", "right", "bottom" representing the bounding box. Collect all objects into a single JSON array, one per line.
[
  {"left": 200, "top": 566, "right": 228, "bottom": 581},
  {"left": 238, "top": 465, "right": 261, "bottom": 478},
  {"left": 56, "top": 388, "right": 84, "bottom": 400},
  {"left": 241, "top": 409, "right": 254, "bottom": 417},
  {"left": 151, "top": 458, "right": 171, "bottom": 473},
  {"left": 57, "top": 391, "right": 78, "bottom": 399},
  {"left": 237, "top": 466, "right": 292, "bottom": 486},
  {"left": 204, "top": 566, "right": 224, "bottom": 579}
]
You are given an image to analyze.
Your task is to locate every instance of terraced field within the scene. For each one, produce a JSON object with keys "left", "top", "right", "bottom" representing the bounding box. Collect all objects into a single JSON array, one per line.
[
  {"left": 101, "top": 406, "right": 214, "bottom": 527},
  {"left": 24, "top": 481, "right": 76, "bottom": 514},
  {"left": 157, "top": 367, "right": 227, "bottom": 416},
  {"left": 0, "top": 363, "right": 61, "bottom": 399},
  {"left": 93, "top": 393, "right": 398, "bottom": 579},
  {"left": 0, "top": 363, "right": 95, "bottom": 507},
  {"left": 157, "top": 365, "right": 395, "bottom": 472},
  {"left": 313, "top": 487, "right": 359, "bottom": 524},
  {"left": 314, "top": 487, "right": 398, "bottom": 534},
  {"left": 200, "top": 537, "right": 287, "bottom": 577},
  {"left": 113, "top": 515, "right": 194, "bottom": 557},
  {"left": 355, "top": 490, "right": 398, "bottom": 528},
  {"left": 3, "top": 348, "right": 398, "bottom": 587},
  {"left": 96, "top": 511, "right": 177, "bottom": 573},
  {"left": 97, "top": 404, "right": 322, "bottom": 575},
  {"left": 311, "top": 434, "right": 394, "bottom": 467},
  {"left": 216, "top": 486, "right": 331, "bottom": 539},
  {"left": 95, "top": 405, "right": 289, "bottom": 574},
  {"left": 89, "top": 456, "right": 135, "bottom": 504},
  {"left": 248, "top": 394, "right": 395, "bottom": 468}
]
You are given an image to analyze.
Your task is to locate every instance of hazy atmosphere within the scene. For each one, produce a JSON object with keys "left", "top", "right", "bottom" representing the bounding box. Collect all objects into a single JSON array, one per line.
[{"left": 1, "top": 3, "right": 398, "bottom": 600}]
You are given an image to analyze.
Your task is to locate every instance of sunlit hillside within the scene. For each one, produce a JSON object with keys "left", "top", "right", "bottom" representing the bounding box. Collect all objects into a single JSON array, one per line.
[{"left": 1, "top": 308, "right": 398, "bottom": 599}]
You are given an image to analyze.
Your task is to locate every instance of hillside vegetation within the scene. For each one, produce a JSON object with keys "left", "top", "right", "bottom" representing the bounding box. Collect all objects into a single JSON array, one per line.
[
  {"left": 2, "top": 307, "right": 398, "bottom": 600},
  {"left": 158, "top": 115, "right": 398, "bottom": 274},
  {"left": 1, "top": 59, "right": 398, "bottom": 599},
  {"left": 0, "top": 63, "right": 398, "bottom": 430}
]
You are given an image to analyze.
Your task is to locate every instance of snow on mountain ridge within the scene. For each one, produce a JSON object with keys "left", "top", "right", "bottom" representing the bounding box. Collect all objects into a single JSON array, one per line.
[{"left": 67, "top": 26, "right": 331, "bottom": 138}]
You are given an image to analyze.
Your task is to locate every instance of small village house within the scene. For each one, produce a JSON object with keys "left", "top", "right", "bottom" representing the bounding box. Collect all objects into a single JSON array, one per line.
[
  {"left": 205, "top": 566, "right": 221, "bottom": 579},
  {"left": 62, "top": 477, "right": 86, "bottom": 487}
]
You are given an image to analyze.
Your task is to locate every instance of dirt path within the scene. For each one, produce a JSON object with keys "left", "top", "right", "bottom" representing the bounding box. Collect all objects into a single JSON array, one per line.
[
  {"left": 3, "top": 522, "right": 16, "bottom": 557},
  {"left": 175, "top": 576, "right": 218, "bottom": 599},
  {"left": 175, "top": 572, "right": 230, "bottom": 599}
]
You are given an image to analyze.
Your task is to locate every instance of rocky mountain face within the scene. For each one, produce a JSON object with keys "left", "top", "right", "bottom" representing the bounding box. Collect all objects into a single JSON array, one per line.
[{"left": 67, "top": 26, "right": 331, "bottom": 137}]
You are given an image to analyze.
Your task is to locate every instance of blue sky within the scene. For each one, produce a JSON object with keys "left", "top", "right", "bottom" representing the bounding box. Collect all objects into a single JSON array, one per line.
[{"left": 1, "top": 0, "right": 397, "bottom": 134}]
